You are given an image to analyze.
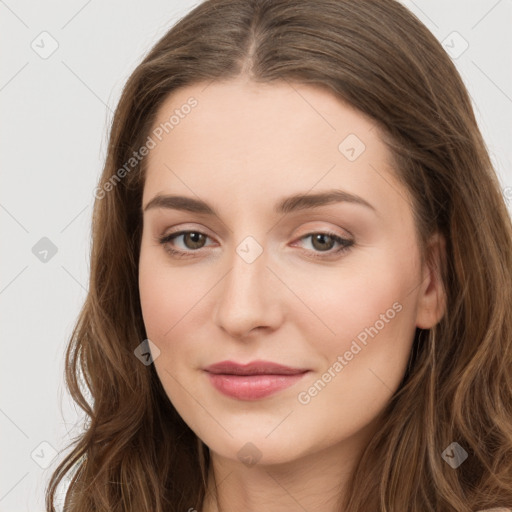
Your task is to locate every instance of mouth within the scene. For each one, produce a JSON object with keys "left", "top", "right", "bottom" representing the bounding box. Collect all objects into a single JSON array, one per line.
[
  {"left": 203, "top": 359, "right": 310, "bottom": 375},
  {"left": 203, "top": 360, "right": 310, "bottom": 400}
]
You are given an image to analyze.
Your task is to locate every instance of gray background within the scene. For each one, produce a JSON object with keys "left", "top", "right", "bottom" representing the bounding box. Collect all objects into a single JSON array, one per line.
[{"left": 1, "top": 0, "right": 511, "bottom": 510}]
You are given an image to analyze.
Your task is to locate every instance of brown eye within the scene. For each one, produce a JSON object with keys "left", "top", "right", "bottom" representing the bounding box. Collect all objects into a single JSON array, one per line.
[
  {"left": 180, "top": 232, "right": 207, "bottom": 250},
  {"left": 295, "top": 231, "right": 354, "bottom": 259},
  {"left": 310, "top": 233, "right": 338, "bottom": 252},
  {"left": 158, "top": 230, "right": 213, "bottom": 258}
]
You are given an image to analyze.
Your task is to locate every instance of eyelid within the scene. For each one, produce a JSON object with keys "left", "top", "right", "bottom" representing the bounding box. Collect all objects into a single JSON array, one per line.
[
  {"left": 157, "top": 223, "right": 216, "bottom": 241},
  {"left": 294, "top": 223, "right": 353, "bottom": 239},
  {"left": 156, "top": 225, "right": 354, "bottom": 261},
  {"left": 156, "top": 229, "right": 218, "bottom": 249},
  {"left": 157, "top": 223, "right": 352, "bottom": 244},
  {"left": 290, "top": 230, "right": 353, "bottom": 257}
]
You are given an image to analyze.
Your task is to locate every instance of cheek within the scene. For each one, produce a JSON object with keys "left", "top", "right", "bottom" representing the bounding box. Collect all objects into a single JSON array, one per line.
[
  {"left": 138, "top": 249, "right": 215, "bottom": 379},
  {"left": 139, "top": 259, "right": 170, "bottom": 341},
  {"left": 139, "top": 244, "right": 201, "bottom": 337},
  {"left": 291, "top": 257, "right": 417, "bottom": 354},
  {"left": 290, "top": 260, "right": 418, "bottom": 437}
]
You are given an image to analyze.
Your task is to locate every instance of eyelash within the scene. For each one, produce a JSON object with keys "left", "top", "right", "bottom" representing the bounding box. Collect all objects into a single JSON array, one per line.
[{"left": 156, "top": 229, "right": 354, "bottom": 260}]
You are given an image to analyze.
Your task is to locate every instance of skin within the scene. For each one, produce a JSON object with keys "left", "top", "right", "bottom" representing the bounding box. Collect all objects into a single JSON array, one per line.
[{"left": 138, "top": 77, "right": 446, "bottom": 512}]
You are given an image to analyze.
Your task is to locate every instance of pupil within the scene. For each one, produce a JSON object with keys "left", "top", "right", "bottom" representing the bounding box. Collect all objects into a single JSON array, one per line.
[
  {"left": 187, "top": 232, "right": 203, "bottom": 248},
  {"left": 314, "top": 234, "right": 333, "bottom": 251}
]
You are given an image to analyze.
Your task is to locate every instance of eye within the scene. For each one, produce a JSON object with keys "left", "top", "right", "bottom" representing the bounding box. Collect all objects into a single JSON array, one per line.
[
  {"left": 157, "top": 230, "right": 214, "bottom": 258},
  {"left": 156, "top": 229, "right": 354, "bottom": 260},
  {"left": 293, "top": 231, "right": 354, "bottom": 259}
]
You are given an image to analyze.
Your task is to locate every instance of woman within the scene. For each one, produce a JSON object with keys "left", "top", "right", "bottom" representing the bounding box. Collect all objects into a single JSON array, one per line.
[{"left": 46, "top": 0, "right": 512, "bottom": 510}]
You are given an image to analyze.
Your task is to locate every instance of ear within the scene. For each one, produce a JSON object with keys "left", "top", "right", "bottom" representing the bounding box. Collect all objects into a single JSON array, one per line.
[{"left": 415, "top": 232, "right": 447, "bottom": 329}]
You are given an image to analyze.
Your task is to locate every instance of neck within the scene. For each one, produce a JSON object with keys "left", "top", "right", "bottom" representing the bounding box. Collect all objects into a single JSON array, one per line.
[{"left": 200, "top": 419, "right": 379, "bottom": 512}]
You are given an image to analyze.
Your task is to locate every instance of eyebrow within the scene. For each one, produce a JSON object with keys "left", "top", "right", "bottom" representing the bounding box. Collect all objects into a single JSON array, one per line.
[{"left": 143, "top": 189, "right": 376, "bottom": 216}]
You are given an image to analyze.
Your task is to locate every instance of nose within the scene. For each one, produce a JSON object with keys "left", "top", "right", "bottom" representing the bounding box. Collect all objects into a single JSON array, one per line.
[{"left": 212, "top": 241, "right": 284, "bottom": 340}]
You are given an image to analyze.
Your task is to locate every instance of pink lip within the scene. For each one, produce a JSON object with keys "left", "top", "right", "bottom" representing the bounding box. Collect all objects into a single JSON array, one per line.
[{"left": 203, "top": 360, "right": 310, "bottom": 400}]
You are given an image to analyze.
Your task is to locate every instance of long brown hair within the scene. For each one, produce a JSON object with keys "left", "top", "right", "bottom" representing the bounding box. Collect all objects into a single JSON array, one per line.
[{"left": 46, "top": 0, "right": 512, "bottom": 510}]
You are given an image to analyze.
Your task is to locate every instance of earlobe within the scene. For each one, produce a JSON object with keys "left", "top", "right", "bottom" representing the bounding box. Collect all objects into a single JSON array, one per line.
[{"left": 415, "top": 232, "right": 447, "bottom": 329}]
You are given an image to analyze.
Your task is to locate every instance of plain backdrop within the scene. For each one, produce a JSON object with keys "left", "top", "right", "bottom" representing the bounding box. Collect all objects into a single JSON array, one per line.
[{"left": 1, "top": 0, "right": 511, "bottom": 510}]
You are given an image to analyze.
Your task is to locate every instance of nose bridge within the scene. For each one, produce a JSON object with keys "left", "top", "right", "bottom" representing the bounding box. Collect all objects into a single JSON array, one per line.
[{"left": 213, "top": 234, "right": 282, "bottom": 337}]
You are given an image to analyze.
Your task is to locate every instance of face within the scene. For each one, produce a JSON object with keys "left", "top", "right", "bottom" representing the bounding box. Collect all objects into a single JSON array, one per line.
[{"left": 138, "top": 78, "right": 444, "bottom": 466}]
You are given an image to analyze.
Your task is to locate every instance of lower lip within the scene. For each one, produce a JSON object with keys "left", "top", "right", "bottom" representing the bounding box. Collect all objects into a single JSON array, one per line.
[{"left": 205, "top": 371, "right": 309, "bottom": 400}]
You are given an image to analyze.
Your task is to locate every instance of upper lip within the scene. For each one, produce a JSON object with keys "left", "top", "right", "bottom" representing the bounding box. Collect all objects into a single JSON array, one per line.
[{"left": 204, "top": 360, "right": 310, "bottom": 375}]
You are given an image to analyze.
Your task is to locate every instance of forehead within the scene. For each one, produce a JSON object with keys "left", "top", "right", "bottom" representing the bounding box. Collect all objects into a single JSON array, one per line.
[
  {"left": 142, "top": 79, "right": 411, "bottom": 220},
  {"left": 149, "top": 79, "right": 379, "bottom": 155}
]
